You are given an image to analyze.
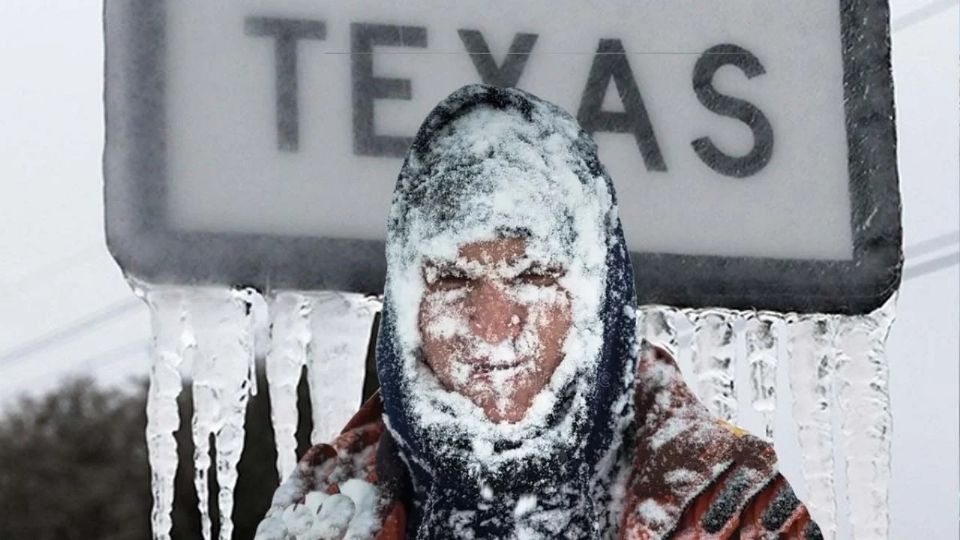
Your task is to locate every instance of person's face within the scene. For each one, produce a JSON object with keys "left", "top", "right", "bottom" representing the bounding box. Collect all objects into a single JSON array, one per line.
[{"left": 417, "top": 237, "right": 572, "bottom": 423}]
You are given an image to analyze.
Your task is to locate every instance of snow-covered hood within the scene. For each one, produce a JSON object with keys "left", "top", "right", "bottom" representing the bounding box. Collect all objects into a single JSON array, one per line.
[{"left": 376, "top": 84, "right": 639, "bottom": 537}]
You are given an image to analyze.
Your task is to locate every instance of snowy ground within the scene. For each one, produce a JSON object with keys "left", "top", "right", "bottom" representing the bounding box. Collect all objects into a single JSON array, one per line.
[{"left": 0, "top": 1, "right": 956, "bottom": 538}]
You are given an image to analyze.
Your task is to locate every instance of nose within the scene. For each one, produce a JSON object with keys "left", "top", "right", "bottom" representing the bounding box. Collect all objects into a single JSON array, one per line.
[{"left": 466, "top": 279, "right": 526, "bottom": 343}]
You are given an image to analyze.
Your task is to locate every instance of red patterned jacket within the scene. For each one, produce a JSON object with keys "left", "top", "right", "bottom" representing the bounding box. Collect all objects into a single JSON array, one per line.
[{"left": 258, "top": 346, "right": 821, "bottom": 539}]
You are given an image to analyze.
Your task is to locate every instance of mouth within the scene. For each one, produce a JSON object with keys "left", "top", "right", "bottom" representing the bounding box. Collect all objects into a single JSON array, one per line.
[{"left": 467, "top": 357, "right": 528, "bottom": 374}]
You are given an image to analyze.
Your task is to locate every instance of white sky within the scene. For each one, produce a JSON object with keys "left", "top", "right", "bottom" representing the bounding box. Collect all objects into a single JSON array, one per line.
[{"left": 0, "top": 1, "right": 956, "bottom": 538}]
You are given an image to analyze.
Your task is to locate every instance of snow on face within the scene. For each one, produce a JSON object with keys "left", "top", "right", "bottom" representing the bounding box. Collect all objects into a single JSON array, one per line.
[
  {"left": 418, "top": 236, "right": 572, "bottom": 423},
  {"left": 385, "top": 100, "right": 614, "bottom": 467}
]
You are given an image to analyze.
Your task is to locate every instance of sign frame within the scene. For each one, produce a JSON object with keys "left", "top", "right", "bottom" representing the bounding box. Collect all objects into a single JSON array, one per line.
[{"left": 104, "top": 0, "right": 902, "bottom": 315}]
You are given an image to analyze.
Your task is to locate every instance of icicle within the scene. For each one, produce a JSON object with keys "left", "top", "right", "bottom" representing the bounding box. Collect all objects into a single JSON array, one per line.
[
  {"left": 835, "top": 296, "right": 896, "bottom": 540},
  {"left": 306, "top": 292, "right": 379, "bottom": 444},
  {"left": 786, "top": 314, "right": 838, "bottom": 539},
  {"left": 138, "top": 285, "right": 190, "bottom": 540},
  {"left": 689, "top": 309, "right": 737, "bottom": 422},
  {"left": 265, "top": 292, "right": 313, "bottom": 481},
  {"left": 743, "top": 311, "right": 780, "bottom": 440},
  {"left": 636, "top": 305, "right": 680, "bottom": 356},
  {"left": 189, "top": 288, "right": 258, "bottom": 540}
]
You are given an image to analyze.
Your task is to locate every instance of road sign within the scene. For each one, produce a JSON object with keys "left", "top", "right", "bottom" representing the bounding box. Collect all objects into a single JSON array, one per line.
[{"left": 105, "top": 0, "right": 901, "bottom": 314}]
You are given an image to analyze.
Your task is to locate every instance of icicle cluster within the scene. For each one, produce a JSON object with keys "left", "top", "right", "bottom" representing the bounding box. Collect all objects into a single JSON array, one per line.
[
  {"left": 303, "top": 292, "right": 381, "bottom": 445},
  {"left": 636, "top": 306, "right": 680, "bottom": 356},
  {"left": 265, "top": 293, "right": 313, "bottom": 483},
  {"left": 140, "top": 286, "right": 191, "bottom": 540},
  {"left": 135, "top": 279, "right": 896, "bottom": 540},
  {"left": 188, "top": 288, "right": 257, "bottom": 540},
  {"left": 744, "top": 311, "right": 779, "bottom": 440},
  {"left": 835, "top": 299, "right": 896, "bottom": 540},
  {"left": 135, "top": 282, "right": 380, "bottom": 540},
  {"left": 786, "top": 314, "right": 839, "bottom": 539},
  {"left": 689, "top": 309, "right": 738, "bottom": 423},
  {"left": 637, "top": 298, "right": 897, "bottom": 540},
  {"left": 264, "top": 291, "right": 381, "bottom": 480}
]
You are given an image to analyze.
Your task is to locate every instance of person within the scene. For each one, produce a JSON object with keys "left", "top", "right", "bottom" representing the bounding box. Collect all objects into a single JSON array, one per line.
[{"left": 256, "top": 85, "right": 821, "bottom": 539}]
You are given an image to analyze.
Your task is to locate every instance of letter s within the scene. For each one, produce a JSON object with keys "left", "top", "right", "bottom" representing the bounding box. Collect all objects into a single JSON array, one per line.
[{"left": 692, "top": 44, "right": 774, "bottom": 178}]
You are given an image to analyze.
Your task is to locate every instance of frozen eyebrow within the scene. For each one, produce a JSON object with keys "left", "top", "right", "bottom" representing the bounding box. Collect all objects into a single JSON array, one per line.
[
  {"left": 524, "top": 261, "right": 563, "bottom": 272},
  {"left": 424, "top": 260, "right": 476, "bottom": 282},
  {"left": 515, "top": 260, "right": 564, "bottom": 275},
  {"left": 431, "top": 262, "right": 462, "bottom": 274}
]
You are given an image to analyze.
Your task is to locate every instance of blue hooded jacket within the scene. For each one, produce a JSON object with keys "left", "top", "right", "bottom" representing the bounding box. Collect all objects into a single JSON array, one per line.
[{"left": 375, "top": 84, "right": 639, "bottom": 538}]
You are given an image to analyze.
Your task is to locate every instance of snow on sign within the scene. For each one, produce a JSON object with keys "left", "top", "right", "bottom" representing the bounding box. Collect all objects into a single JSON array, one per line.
[{"left": 104, "top": 0, "right": 901, "bottom": 315}]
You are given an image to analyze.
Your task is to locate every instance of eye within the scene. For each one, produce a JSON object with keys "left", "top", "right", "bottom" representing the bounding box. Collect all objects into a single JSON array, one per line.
[
  {"left": 431, "top": 268, "right": 471, "bottom": 290},
  {"left": 436, "top": 274, "right": 470, "bottom": 290},
  {"left": 424, "top": 262, "right": 469, "bottom": 290},
  {"left": 515, "top": 267, "right": 561, "bottom": 286}
]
